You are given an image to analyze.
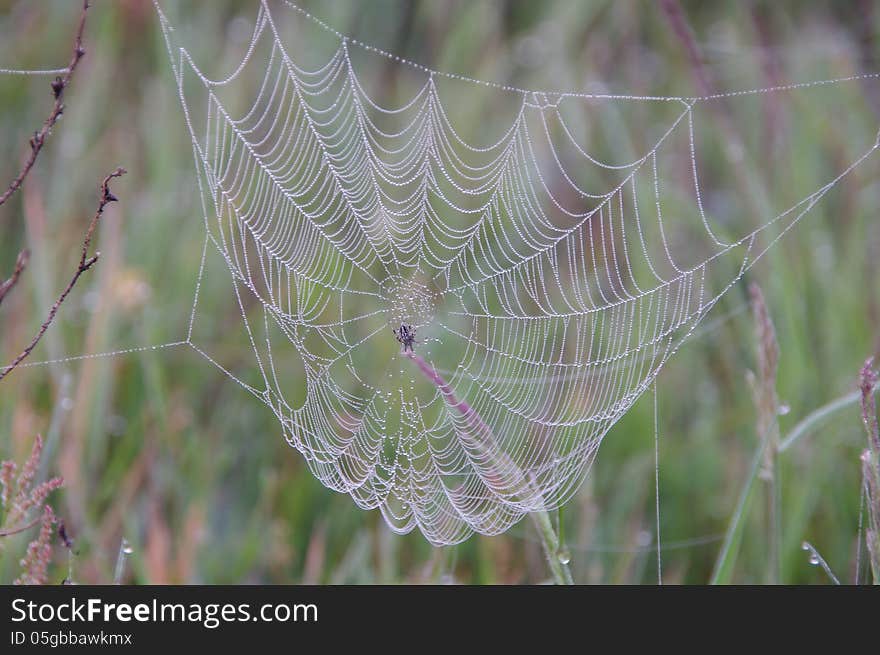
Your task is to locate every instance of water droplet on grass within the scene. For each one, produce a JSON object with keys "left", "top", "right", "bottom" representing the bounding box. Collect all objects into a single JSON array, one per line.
[{"left": 557, "top": 548, "right": 571, "bottom": 565}]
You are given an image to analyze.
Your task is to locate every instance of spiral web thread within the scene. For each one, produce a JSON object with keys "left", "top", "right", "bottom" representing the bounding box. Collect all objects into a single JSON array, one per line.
[{"left": 5, "top": 1, "right": 873, "bottom": 546}]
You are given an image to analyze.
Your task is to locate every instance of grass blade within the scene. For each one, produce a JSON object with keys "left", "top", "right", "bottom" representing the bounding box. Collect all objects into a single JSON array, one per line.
[{"left": 710, "top": 439, "right": 766, "bottom": 584}]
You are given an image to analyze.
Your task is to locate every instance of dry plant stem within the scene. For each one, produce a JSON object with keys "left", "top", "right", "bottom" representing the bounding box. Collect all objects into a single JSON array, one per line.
[
  {"left": 0, "top": 249, "right": 29, "bottom": 307},
  {"left": 405, "top": 352, "right": 573, "bottom": 584},
  {"left": 0, "top": 2, "right": 89, "bottom": 362},
  {"left": 859, "top": 359, "right": 880, "bottom": 584},
  {"left": 658, "top": 0, "right": 713, "bottom": 97},
  {"left": 749, "top": 284, "right": 782, "bottom": 585},
  {"left": 0, "top": 168, "right": 126, "bottom": 382},
  {"left": 0, "top": 514, "right": 40, "bottom": 538},
  {"left": 862, "top": 359, "right": 880, "bottom": 454},
  {"left": 0, "top": 1, "right": 90, "bottom": 209},
  {"left": 659, "top": 0, "right": 772, "bottom": 221},
  {"left": 711, "top": 285, "right": 783, "bottom": 585}
]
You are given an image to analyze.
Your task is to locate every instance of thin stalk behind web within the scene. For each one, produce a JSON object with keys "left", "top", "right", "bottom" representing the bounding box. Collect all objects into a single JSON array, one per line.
[
  {"left": 659, "top": 0, "right": 773, "bottom": 224},
  {"left": 749, "top": 284, "right": 782, "bottom": 584},
  {"left": 712, "top": 284, "right": 782, "bottom": 585},
  {"left": 405, "top": 352, "right": 573, "bottom": 584}
]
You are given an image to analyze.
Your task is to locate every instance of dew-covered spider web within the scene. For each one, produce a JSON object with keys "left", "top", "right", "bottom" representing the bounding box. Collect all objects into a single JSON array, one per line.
[
  {"left": 15, "top": 0, "right": 875, "bottom": 546},
  {"left": 143, "top": 0, "right": 880, "bottom": 545}
]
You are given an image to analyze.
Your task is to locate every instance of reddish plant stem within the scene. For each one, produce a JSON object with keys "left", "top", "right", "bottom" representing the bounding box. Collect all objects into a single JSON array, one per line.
[
  {"left": 0, "top": 168, "right": 126, "bottom": 382},
  {"left": 859, "top": 358, "right": 880, "bottom": 584},
  {"left": 0, "top": 1, "right": 90, "bottom": 209},
  {"left": 406, "top": 352, "right": 487, "bottom": 433},
  {"left": 861, "top": 358, "right": 880, "bottom": 455},
  {"left": 0, "top": 514, "right": 40, "bottom": 538},
  {"left": 658, "top": 0, "right": 713, "bottom": 97},
  {"left": 0, "top": 2, "right": 90, "bottom": 325},
  {"left": 406, "top": 351, "right": 519, "bottom": 488},
  {"left": 405, "top": 351, "right": 573, "bottom": 583},
  {"left": 748, "top": 283, "right": 782, "bottom": 584},
  {"left": 0, "top": 249, "right": 29, "bottom": 307},
  {"left": 659, "top": 0, "right": 771, "bottom": 222}
]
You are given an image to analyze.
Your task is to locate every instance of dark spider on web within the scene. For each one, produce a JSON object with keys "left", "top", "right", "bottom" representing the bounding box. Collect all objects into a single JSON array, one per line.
[{"left": 393, "top": 324, "right": 418, "bottom": 353}]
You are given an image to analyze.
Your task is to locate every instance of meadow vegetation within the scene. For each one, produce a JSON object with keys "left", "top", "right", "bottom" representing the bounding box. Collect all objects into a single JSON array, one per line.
[{"left": 0, "top": 0, "right": 878, "bottom": 584}]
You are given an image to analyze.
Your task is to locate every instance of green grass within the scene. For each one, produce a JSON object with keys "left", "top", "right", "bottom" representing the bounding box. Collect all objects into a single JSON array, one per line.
[{"left": 1, "top": 0, "right": 878, "bottom": 584}]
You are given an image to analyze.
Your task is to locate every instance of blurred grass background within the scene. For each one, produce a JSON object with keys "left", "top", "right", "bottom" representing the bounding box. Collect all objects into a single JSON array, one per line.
[{"left": 0, "top": 0, "right": 878, "bottom": 584}]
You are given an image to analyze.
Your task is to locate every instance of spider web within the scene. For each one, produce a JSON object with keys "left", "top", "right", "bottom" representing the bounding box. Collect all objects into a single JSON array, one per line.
[{"left": 139, "top": 0, "right": 879, "bottom": 545}]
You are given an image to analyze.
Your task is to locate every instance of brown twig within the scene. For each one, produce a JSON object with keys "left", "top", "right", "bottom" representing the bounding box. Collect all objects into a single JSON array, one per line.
[
  {"left": 0, "top": 168, "right": 126, "bottom": 382},
  {"left": 0, "top": 514, "right": 41, "bottom": 538},
  {"left": 0, "top": 2, "right": 90, "bottom": 320},
  {"left": 861, "top": 358, "right": 880, "bottom": 455},
  {"left": 858, "top": 358, "right": 880, "bottom": 584},
  {"left": 658, "top": 0, "right": 713, "bottom": 98},
  {"left": 0, "top": 2, "right": 90, "bottom": 209},
  {"left": 0, "top": 249, "right": 29, "bottom": 307}
]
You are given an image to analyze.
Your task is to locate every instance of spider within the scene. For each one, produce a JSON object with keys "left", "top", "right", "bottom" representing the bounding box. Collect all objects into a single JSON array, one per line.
[{"left": 392, "top": 323, "right": 418, "bottom": 353}]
